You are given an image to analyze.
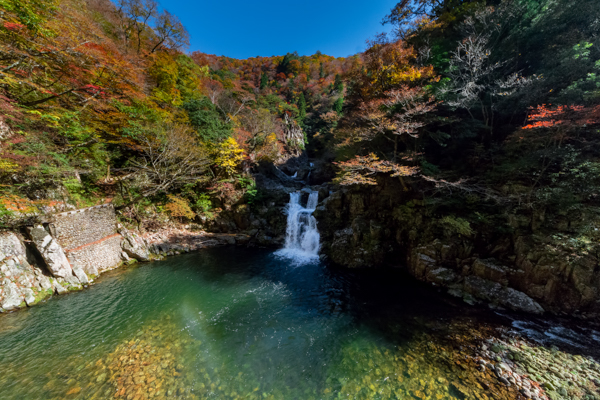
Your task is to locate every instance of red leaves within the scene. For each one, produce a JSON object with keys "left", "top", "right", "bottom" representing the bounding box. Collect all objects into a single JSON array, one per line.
[
  {"left": 2, "top": 22, "right": 25, "bottom": 32},
  {"left": 83, "top": 42, "right": 105, "bottom": 52},
  {"left": 77, "top": 84, "right": 107, "bottom": 97},
  {"left": 523, "top": 104, "right": 600, "bottom": 130}
]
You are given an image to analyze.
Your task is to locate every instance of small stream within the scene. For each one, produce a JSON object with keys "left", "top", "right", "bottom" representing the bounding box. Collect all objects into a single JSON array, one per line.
[{"left": 0, "top": 246, "right": 598, "bottom": 399}]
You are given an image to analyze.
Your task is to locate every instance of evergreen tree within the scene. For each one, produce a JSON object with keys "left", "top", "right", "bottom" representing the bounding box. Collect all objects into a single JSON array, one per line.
[
  {"left": 334, "top": 74, "right": 344, "bottom": 93},
  {"left": 260, "top": 72, "right": 268, "bottom": 90},
  {"left": 319, "top": 62, "right": 325, "bottom": 79},
  {"left": 277, "top": 51, "right": 300, "bottom": 75},
  {"left": 288, "top": 78, "right": 295, "bottom": 101},
  {"left": 333, "top": 96, "right": 343, "bottom": 115},
  {"left": 298, "top": 92, "right": 306, "bottom": 120}
]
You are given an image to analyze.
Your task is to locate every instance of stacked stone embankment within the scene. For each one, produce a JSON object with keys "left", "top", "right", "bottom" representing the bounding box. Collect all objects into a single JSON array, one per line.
[
  {"left": 51, "top": 204, "right": 123, "bottom": 276},
  {"left": 0, "top": 204, "right": 127, "bottom": 312},
  {"left": 0, "top": 202, "right": 259, "bottom": 313}
]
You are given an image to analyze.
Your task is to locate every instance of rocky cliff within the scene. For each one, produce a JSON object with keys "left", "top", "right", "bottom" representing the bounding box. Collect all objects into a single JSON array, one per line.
[{"left": 314, "top": 178, "right": 600, "bottom": 316}]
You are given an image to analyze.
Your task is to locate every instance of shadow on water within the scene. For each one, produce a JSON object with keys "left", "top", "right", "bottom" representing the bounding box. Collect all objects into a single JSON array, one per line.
[{"left": 1, "top": 246, "right": 599, "bottom": 400}]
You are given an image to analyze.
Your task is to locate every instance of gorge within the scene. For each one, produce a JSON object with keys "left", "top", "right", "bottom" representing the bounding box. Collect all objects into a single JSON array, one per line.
[{"left": 2, "top": 0, "right": 600, "bottom": 399}]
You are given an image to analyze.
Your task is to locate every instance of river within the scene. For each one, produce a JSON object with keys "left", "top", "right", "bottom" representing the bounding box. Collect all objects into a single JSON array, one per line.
[{"left": 0, "top": 246, "right": 598, "bottom": 399}]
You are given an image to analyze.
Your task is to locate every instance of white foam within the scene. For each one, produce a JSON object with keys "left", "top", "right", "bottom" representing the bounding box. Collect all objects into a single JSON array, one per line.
[{"left": 275, "top": 191, "right": 321, "bottom": 265}]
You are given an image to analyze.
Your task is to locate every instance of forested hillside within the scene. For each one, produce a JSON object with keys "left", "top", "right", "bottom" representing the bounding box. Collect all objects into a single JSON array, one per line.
[
  {"left": 0, "top": 0, "right": 349, "bottom": 227},
  {"left": 1, "top": 0, "right": 600, "bottom": 239}
]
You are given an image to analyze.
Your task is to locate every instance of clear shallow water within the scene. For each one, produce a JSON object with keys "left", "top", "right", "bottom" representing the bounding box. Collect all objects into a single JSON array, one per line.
[{"left": 0, "top": 247, "right": 595, "bottom": 400}]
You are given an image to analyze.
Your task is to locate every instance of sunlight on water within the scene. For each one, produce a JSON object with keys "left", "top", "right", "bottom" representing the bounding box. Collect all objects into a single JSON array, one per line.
[{"left": 0, "top": 247, "right": 593, "bottom": 400}]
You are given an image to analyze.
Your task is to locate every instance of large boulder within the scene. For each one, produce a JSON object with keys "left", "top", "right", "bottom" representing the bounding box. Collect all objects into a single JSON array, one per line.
[
  {"left": 28, "top": 225, "right": 74, "bottom": 279},
  {"left": 120, "top": 228, "right": 150, "bottom": 261}
]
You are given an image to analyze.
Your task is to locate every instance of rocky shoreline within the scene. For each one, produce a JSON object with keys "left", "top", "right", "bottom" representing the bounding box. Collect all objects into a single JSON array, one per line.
[
  {"left": 314, "top": 182, "right": 600, "bottom": 318},
  {"left": 0, "top": 226, "right": 260, "bottom": 314}
]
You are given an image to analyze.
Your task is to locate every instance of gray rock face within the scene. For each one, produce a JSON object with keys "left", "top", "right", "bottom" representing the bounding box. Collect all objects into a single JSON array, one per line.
[
  {"left": 53, "top": 280, "right": 68, "bottom": 295},
  {"left": 0, "top": 117, "right": 13, "bottom": 140},
  {"left": 120, "top": 229, "right": 150, "bottom": 262},
  {"left": 1, "top": 280, "right": 23, "bottom": 311},
  {"left": 29, "top": 226, "right": 73, "bottom": 279},
  {"left": 0, "top": 232, "right": 27, "bottom": 260},
  {"left": 463, "top": 276, "right": 545, "bottom": 314},
  {"left": 0, "top": 232, "right": 58, "bottom": 311},
  {"left": 502, "top": 287, "right": 545, "bottom": 314},
  {"left": 23, "top": 288, "right": 36, "bottom": 306},
  {"left": 72, "top": 265, "right": 89, "bottom": 285}
]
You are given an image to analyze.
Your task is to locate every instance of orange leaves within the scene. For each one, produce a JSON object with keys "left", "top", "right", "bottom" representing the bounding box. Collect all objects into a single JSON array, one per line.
[
  {"left": 523, "top": 104, "right": 600, "bottom": 130},
  {"left": 164, "top": 195, "right": 195, "bottom": 220},
  {"left": 334, "top": 153, "right": 419, "bottom": 186},
  {"left": 349, "top": 35, "right": 436, "bottom": 101}
]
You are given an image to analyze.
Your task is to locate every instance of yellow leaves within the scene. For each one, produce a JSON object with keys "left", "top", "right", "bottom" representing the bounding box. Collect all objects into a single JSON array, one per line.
[
  {"left": 349, "top": 38, "right": 436, "bottom": 100},
  {"left": 164, "top": 195, "right": 195, "bottom": 220},
  {"left": 0, "top": 159, "right": 20, "bottom": 174},
  {"left": 211, "top": 137, "right": 245, "bottom": 176},
  {"left": 334, "top": 153, "right": 419, "bottom": 186}
]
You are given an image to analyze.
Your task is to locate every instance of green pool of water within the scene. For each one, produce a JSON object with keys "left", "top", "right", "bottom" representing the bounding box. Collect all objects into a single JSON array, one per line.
[{"left": 0, "top": 247, "right": 524, "bottom": 399}]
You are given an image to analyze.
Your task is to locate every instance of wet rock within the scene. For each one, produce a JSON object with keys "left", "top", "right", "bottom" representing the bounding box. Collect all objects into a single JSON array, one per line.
[
  {"left": 472, "top": 258, "right": 509, "bottom": 285},
  {"left": 426, "top": 267, "right": 459, "bottom": 285},
  {"left": 463, "top": 276, "right": 544, "bottom": 314}
]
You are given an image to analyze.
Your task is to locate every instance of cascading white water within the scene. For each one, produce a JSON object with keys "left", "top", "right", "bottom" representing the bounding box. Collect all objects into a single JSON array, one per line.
[{"left": 275, "top": 191, "right": 320, "bottom": 263}]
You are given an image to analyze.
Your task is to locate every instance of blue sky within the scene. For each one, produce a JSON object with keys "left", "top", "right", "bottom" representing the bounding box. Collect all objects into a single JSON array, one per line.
[{"left": 161, "top": 0, "right": 398, "bottom": 59}]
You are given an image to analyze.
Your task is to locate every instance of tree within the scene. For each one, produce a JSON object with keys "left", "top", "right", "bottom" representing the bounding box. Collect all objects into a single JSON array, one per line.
[
  {"left": 334, "top": 74, "right": 344, "bottom": 93},
  {"left": 150, "top": 10, "right": 189, "bottom": 53},
  {"left": 298, "top": 92, "right": 307, "bottom": 120},
  {"left": 334, "top": 153, "right": 418, "bottom": 186},
  {"left": 260, "top": 72, "right": 268, "bottom": 89},
  {"left": 348, "top": 34, "right": 434, "bottom": 101},
  {"left": 165, "top": 195, "right": 195, "bottom": 221},
  {"left": 383, "top": 0, "right": 461, "bottom": 37},
  {"left": 128, "top": 124, "right": 209, "bottom": 196},
  {"left": 333, "top": 96, "right": 344, "bottom": 114},
  {"left": 441, "top": 7, "right": 532, "bottom": 138},
  {"left": 277, "top": 52, "right": 300, "bottom": 75},
  {"left": 183, "top": 97, "right": 233, "bottom": 143},
  {"left": 210, "top": 137, "right": 245, "bottom": 177},
  {"left": 119, "top": 0, "right": 158, "bottom": 54},
  {"left": 0, "top": 0, "right": 58, "bottom": 33},
  {"left": 239, "top": 108, "right": 281, "bottom": 152}
]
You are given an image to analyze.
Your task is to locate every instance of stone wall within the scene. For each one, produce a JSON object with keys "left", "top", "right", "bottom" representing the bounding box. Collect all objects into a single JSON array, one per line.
[{"left": 50, "top": 204, "right": 123, "bottom": 275}]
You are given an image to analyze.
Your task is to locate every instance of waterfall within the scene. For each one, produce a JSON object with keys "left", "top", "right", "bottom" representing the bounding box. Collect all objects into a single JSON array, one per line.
[{"left": 275, "top": 191, "right": 320, "bottom": 263}]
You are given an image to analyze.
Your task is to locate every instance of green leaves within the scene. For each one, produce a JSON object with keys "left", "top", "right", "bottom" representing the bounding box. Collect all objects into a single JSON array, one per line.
[
  {"left": 183, "top": 97, "right": 233, "bottom": 143},
  {"left": 0, "top": 0, "right": 58, "bottom": 34}
]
